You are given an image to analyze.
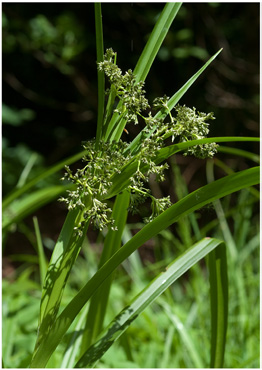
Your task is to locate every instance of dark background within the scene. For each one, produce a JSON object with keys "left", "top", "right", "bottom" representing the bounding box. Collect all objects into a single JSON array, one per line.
[{"left": 2, "top": 3, "right": 260, "bottom": 258}]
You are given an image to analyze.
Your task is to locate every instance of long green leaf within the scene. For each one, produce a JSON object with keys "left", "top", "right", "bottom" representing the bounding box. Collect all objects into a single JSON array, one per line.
[
  {"left": 2, "top": 185, "right": 71, "bottom": 231},
  {"left": 75, "top": 238, "right": 225, "bottom": 368},
  {"left": 159, "top": 300, "right": 204, "bottom": 368},
  {"left": 106, "top": 136, "right": 260, "bottom": 199},
  {"left": 61, "top": 305, "right": 89, "bottom": 369},
  {"left": 29, "top": 166, "right": 259, "bottom": 368},
  {"left": 217, "top": 145, "right": 260, "bottom": 164},
  {"left": 33, "top": 216, "right": 47, "bottom": 288},
  {"left": 2, "top": 150, "right": 86, "bottom": 210},
  {"left": 208, "top": 243, "right": 228, "bottom": 368},
  {"left": 133, "top": 2, "right": 182, "bottom": 82}
]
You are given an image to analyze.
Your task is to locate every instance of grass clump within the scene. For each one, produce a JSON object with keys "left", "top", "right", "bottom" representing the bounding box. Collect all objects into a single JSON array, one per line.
[{"left": 2, "top": 3, "right": 259, "bottom": 369}]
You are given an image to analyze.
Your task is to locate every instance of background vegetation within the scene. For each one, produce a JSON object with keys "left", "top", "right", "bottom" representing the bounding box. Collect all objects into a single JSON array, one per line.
[{"left": 2, "top": 3, "right": 259, "bottom": 368}]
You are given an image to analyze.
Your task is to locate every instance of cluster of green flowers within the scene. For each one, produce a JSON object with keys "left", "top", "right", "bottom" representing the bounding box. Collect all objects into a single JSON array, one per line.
[
  {"left": 60, "top": 138, "right": 171, "bottom": 233},
  {"left": 60, "top": 49, "right": 218, "bottom": 233},
  {"left": 98, "top": 48, "right": 149, "bottom": 124},
  {"left": 59, "top": 140, "right": 130, "bottom": 233},
  {"left": 171, "top": 104, "right": 218, "bottom": 158},
  {"left": 142, "top": 95, "right": 218, "bottom": 159}
]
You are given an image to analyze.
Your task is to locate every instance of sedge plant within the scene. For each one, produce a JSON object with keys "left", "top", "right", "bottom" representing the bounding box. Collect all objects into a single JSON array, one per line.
[{"left": 2, "top": 3, "right": 259, "bottom": 368}]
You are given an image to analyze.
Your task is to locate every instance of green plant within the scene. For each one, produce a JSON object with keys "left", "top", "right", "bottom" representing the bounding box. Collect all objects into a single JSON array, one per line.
[{"left": 2, "top": 3, "right": 259, "bottom": 368}]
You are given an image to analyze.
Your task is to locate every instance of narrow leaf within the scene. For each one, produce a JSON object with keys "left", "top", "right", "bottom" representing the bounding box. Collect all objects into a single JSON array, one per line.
[
  {"left": 33, "top": 216, "right": 47, "bottom": 288},
  {"left": 208, "top": 243, "right": 228, "bottom": 368},
  {"left": 133, "top": 2, "right": 182, "bottom": 82},
  {"left": 106, "top": 136, "right": 259, "bottom": 199},
  {"left": 2, "top": 150, "right": 86, "bottom": 210},
  {"left": 94, "top": 3, "right": 105, "bottom": 147},
  {"left": 218, "top": 145, "right": 260, "bottom": 164},
  {"left": 3, "top": 185, "right": 71, "bottom": 231},
  {"left": 61, "top": 305, "right": 89, "bottom": 369}
]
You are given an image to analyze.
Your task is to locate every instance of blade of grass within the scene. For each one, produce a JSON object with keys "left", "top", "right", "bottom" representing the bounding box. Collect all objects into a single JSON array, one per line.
[
  {"left": 154, "top": 136, "right": 259, "bottom": 165},
  {"left": 192, "top": 195, "right": 258, "bottom": 243},
  {"left": 106, "top": 136, "right": 260, "bottom": 199},
  {"left": 206, "top": 159, "right": 237, "bottom": 260},
  {"left": 2, "top": 305, "right": 16, "bottom": 368},
  {"left": 61, "top": 305, "right": 89, "bottom": 369},
  {"left": 16, "top": 152, "right": 38, "bottom": 188},
  {"left": 208, "top": 243, "right": 228, "bottom": 368},
  {"left": 33, "top": 216, "right": 47, "bottom": 288},
  {"left": 133, "top": 2, "right": 182, "bottom": 82},
  {"left": 207, "top": 161, "right": 251, "bottom": 348},
  {"left": 217, "top": 145, "right": 260, "bottom": 164},
  {"left": 29, "top": 166, "right": 259, "bottom": 368},
  {"left": 239, "top": 233, "right": 260, "bottom": 266},
  {"left": 2, "top": 185, "right": 71, "bottom": 231},
  {"left": 75, "top": 238, "right": 224, "bottom": 368},
  {"left": 160, "top": 300, "right": 204, "bottom": 368},
  {"left": 213, "top": 158, "right": 260, "bottom": 199},
  {"left": 171, "top": 157, "right": 196, "bottom": 247},
  {"left": 94, "top": 3, "right": 105, "bottom": 148},
  {"left": 105, "top": 3, "right": 182, "bottom": 142},
  {"left": 233, "top": 190, "right": 254, "bottom": 249},
  {"left": 160, "top": 325, "right": 175, "bottom": 368}
]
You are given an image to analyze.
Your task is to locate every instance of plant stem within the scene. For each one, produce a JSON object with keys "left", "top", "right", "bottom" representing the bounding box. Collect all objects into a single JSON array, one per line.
[{"left": 95, "top": 3, "right": 105, "bottom": 148}]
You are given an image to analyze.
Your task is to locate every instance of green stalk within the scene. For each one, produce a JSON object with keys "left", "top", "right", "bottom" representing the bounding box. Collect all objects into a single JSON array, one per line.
[
  {"left": 61, "top": 305, "right": 89, "bottom": 368},
  {"left": 208, "top": 243, "right": 228, "bottom": 368},
  {"left": 33, "top": 216, "right": 47, "bottom": 288},
  {"left": 101, "top": 84, "right": 118, "bottom": 139},
  {"left": 94, "top": 3, "right": 105, "bottom": 148}
]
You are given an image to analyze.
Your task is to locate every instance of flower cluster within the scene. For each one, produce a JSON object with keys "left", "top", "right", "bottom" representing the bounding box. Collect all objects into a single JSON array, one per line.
[
  {"left": 60, "top": 140, "right": 131, "bottom": 233},
  {"left": 172, "top": 105, "right": 218, "bottom": 158},
  {"left": 98, "top": 48, "right": 149, "bottom": 124},
  {"left": 143, "top": 99, "right": 218, "bottom": 159},
  {"left": 60, "top": 48, "right": 218, "bottom": 233},
  {"left": 60, "top": 137, "right": 172, "bottom": 232}
]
